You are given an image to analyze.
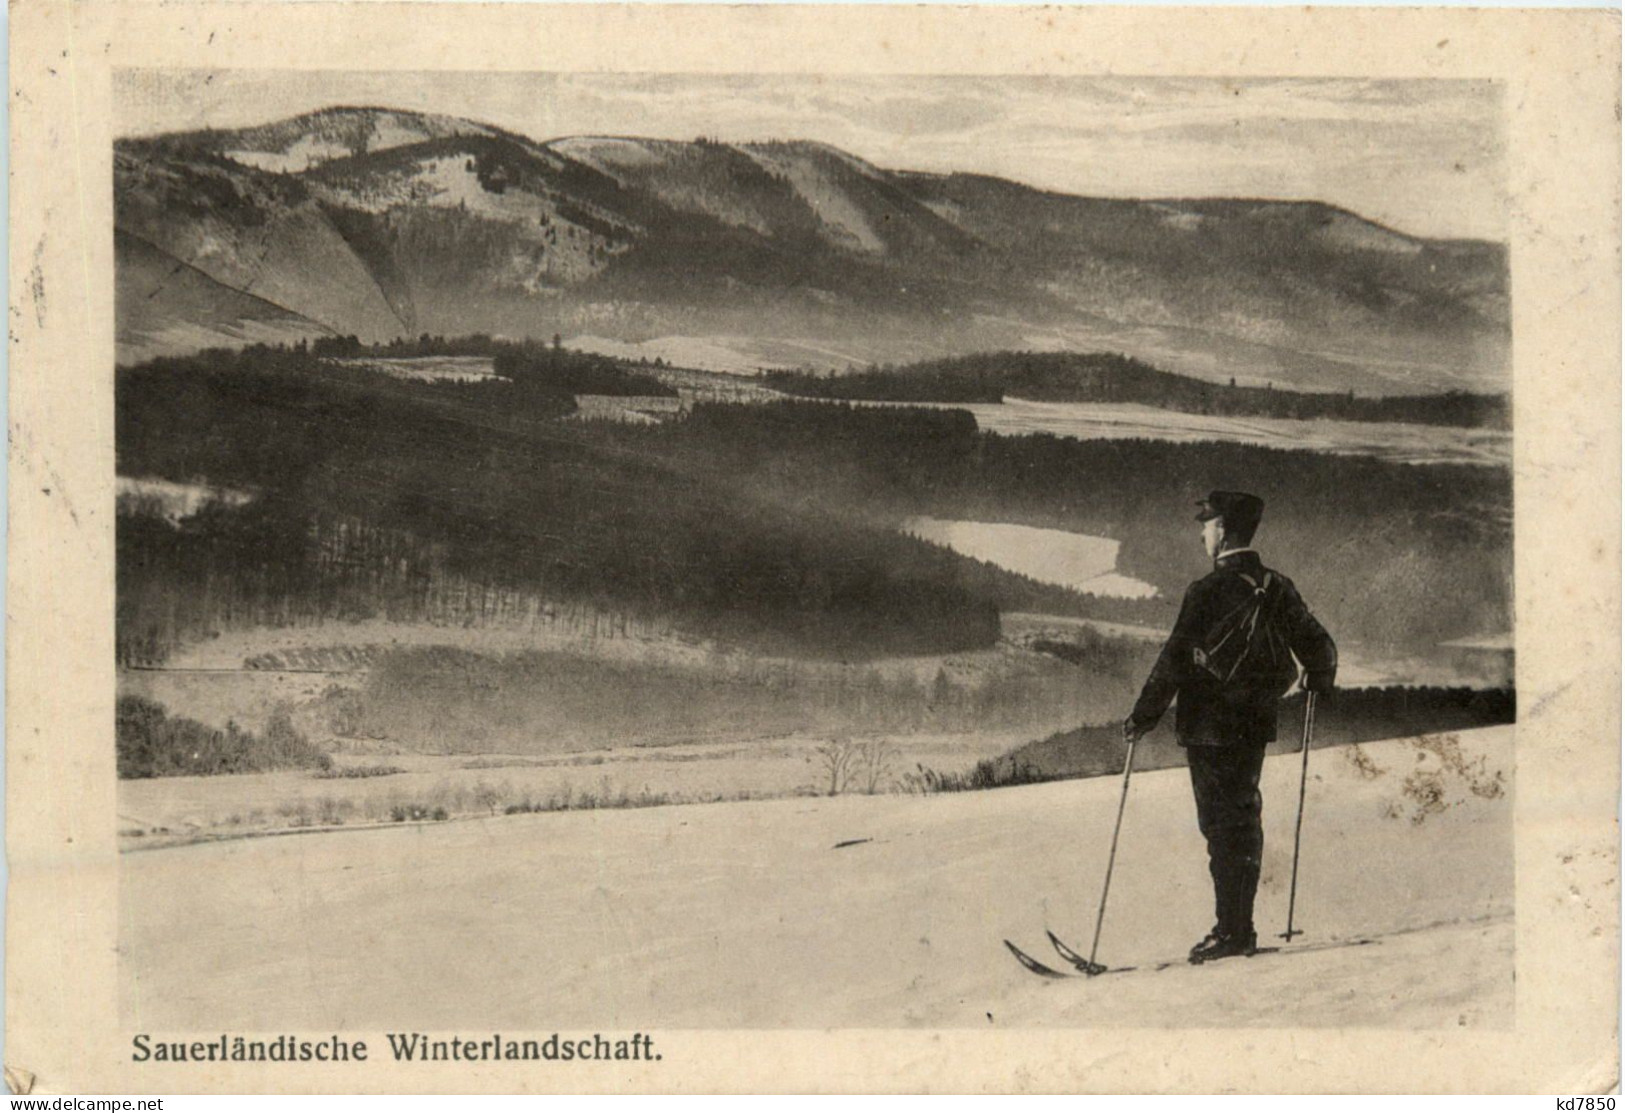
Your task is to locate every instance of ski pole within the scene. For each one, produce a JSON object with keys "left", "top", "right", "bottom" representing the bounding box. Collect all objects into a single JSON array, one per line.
[
  {"left": 1279, "top": 691, "right": 1318, "bottom": 942},
  {"left": 1084, "top": 735, "right": 1138, "bottom": 975}
]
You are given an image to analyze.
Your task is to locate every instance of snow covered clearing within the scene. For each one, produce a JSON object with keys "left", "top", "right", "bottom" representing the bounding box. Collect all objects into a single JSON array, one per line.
[
  {"left": 903, "top": 518, "right": 1158, "bottom": 600},
  {"left": 121, "top": 727, "right": 1512, "bottom": 1030},
  {"left": 333, "top": 355, "right": 498, "bottom": 383},
  {"left": 863, "top": 398, "right": 1509, "bottom": 468}
]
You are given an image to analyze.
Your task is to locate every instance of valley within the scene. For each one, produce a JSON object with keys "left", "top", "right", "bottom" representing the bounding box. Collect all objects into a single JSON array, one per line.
[{"left": 113, "top": 336, "right": 1514, "bottom": 852}]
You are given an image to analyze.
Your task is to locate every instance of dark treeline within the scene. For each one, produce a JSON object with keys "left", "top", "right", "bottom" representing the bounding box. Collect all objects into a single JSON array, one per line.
[
  {"left": 311, "top": 332, "right": 677, "bottom": 397},
  {"left": 117, "top": 356, "right": 1010, "bottom": 663},
  {"left": 490, "top": 347, "right": 675, "bottom": 398},
  {"left": 309, "top": 333, "right": 506, "bottom": 359},
  {"left": 592, "top": 400, "right": 1513, "bottom": 659},
  {"left": 932, "top": 686, "right": 1516, "bottom": 790},
  {"left": 117, "top": 695, "right": 331, "bottom": 778},
  {"left": 764, "top": 350, "right": 1510, "bottom": 429}
]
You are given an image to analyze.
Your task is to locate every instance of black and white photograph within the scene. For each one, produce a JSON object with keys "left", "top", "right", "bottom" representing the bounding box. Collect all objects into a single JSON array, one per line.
[
  {"left": 111, "top": 68, "right": 1517, "bottom": 1030},
  {"left": 6, "top": 2, "right": 1617, "bottom": 1095}
]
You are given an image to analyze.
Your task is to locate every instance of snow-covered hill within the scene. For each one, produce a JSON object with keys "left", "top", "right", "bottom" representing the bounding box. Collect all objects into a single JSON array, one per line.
[{"left": 121, "top": 727, "right": 1516, "bottom": 1030}]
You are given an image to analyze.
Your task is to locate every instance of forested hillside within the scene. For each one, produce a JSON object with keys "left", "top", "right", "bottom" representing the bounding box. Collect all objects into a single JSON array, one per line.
[
  {"left": 116, "top": 349, "right": 1080, "bottom": 664},
  {"left": 118, "top": 340, "right": 1510, "bottom": 670}
]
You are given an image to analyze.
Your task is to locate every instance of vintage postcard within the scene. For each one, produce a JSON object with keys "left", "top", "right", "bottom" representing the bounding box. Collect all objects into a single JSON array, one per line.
[{"left": 7, "top": 1, "right": 1619, "bottom": 1095}]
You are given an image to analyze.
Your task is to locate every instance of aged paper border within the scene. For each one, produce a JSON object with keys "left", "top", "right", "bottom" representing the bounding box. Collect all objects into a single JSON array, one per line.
[{"left": 7, "top": 2, "right": 1620, "bottom": 1094}]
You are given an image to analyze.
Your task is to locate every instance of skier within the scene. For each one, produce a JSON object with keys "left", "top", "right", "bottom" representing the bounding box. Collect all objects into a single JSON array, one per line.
[{"left": 1123, "top": 490, "right": 1337, "bottom": 963}]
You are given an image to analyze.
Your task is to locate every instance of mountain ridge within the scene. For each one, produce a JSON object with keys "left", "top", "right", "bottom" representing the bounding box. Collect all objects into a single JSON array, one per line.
[{"left": 115, "top": 106, "right": 1510, "bottom": 394}]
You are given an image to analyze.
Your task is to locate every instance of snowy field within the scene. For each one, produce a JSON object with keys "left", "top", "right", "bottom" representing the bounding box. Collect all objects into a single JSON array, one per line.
[
  {"left": 333, "top": 356, "right": 498, "bottom": 382},
  {"left": 121, "top": 726, "right": 1515, "bottom": 1030},
  {"left": 903, "top": 517, "right": 1158, "bottom": 599},
  {"left": 117, "top": 477, "right": 255, "bottom": 522},
  {"left": 115, "top": 727, "right": 1043, "bottom": 846},
  {"left": 566, "top": 334, "right": 869, "bottom": 376},
  {"left": 870, "top": 398, "right": 1510, "bottom": 468}
]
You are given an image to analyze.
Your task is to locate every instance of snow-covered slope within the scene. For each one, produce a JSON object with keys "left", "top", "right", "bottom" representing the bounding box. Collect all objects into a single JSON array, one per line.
[{"left": 121, "top": 727, "right": 1515, "bottom": 1029}]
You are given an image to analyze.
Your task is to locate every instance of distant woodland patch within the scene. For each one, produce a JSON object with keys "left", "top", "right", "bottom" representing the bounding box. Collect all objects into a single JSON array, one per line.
[
  {"left": 312, "top": 332, "right": 677, "bottom": 397},
  {"left": 765, "top": 350, "right": 1509, "bottom": 429},
  {"left": 118, "top": 695, "right": 331, "bottom": 778}
]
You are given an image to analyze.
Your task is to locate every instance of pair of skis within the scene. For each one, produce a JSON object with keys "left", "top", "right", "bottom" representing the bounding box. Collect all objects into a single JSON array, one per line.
[
  {"left": 1004, "top": 931, "right": 1282, "bottom": 979},
  {"left": 1006, "top": 694, "right": 1318, "bottom": 980},
  {"left": 1005, "top": 927, "right": 1375, "bottom": 980}
]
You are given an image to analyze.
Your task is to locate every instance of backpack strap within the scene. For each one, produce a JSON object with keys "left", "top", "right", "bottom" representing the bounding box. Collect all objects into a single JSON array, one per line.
[{"left": 1232, "top": 570, "right": 1273, "bottom": 596}]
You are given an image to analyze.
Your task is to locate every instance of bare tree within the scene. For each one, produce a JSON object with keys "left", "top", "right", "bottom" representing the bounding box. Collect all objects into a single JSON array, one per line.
[
  {"left": 857, "top": 739, "right": 897, "bottom": 794},
  {"left": 815, "top": 738, "right": 858, "bottom": 796}
]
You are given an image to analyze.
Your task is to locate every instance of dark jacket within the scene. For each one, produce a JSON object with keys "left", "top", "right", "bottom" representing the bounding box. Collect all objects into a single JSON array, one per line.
[{"left": 1129, "top": 550, "right": 1337, "bottom": 747}]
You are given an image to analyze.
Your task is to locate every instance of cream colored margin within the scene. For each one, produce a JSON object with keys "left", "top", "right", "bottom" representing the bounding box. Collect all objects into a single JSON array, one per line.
[{"left": 7, "top": 2, "right": 1620, "bottom": 1094}]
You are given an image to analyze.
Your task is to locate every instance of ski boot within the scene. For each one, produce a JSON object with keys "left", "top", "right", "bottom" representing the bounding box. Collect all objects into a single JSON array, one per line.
[{"left": 1188, "top": 926, "right": 1258, "bottom": 964}]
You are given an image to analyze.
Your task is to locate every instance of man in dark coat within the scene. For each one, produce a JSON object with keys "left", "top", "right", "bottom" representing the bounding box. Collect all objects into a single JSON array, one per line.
[{"left": 1125, "top": 490, "right": 1337, "bottom": 962}]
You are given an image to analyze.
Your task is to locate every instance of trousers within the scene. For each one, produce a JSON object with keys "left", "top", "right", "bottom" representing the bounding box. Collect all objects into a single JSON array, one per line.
[{"left": 1186, "top": 743, "right": 1268, "bottom": 935}]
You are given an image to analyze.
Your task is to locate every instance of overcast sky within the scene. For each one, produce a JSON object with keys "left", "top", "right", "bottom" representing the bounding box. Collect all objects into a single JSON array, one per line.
[{"left": 117, "top": 71, "right": 1506, "bottom": 241}]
